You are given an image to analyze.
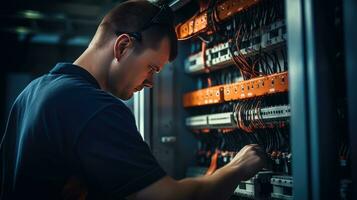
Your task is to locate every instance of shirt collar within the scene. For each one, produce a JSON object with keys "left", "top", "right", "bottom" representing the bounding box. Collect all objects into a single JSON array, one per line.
[{"left": 50, "top": 63, "right": 101, "bottom": 89}]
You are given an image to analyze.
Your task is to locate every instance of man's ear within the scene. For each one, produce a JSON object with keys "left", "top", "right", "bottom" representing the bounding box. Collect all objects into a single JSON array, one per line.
[{"left": 114, "top": 34, "right": 133, "bottom": 62}]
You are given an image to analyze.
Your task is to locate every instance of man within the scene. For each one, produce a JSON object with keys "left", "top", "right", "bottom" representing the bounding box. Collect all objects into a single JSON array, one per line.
[{"left": 0, "top": 0, "right": 267, "bottom": 199}]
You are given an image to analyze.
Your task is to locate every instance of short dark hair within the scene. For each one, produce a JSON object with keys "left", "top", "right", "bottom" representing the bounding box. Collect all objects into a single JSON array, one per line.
[{"left": 98, "top": 0, "right": 177, "bottom": 61}]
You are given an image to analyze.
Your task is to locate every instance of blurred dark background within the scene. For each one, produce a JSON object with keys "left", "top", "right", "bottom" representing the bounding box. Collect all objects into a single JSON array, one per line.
[{"left": 0, "top": 0, "right": 131, "bottom": 134}]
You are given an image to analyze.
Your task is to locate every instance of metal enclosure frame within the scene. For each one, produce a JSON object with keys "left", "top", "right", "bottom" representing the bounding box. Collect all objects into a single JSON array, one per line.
[
  {"left": 343, "top": 0, "right": 357, "bottom": 198},
  {"left": 287, "top": 0, "right": 346, "bottom": 199},
  {"left": 151, "top": 61, "right": 177, "bottom": 176},
  {"left": 285, "top": 0, "right": 310, "bottom": 199},
  {"left": 151, "top": 41, "right": 197, "bottom": 178}
]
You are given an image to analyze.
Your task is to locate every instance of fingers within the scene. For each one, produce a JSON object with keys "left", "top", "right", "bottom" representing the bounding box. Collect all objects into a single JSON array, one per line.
[
  {"left": 240, "top": 144, "right": 259, "bottom": 153},
  {"left": 246, "top": 144, "right": 259, "bottom": 148},
  {"left": 244, "top": 144, "right": 268, "bottom": 169},
  {"left": 242, "top": 144, "right": 264, "bottom": 155},
  {"left": 250, "top": 146, "right": 272, "bottom": 170}
]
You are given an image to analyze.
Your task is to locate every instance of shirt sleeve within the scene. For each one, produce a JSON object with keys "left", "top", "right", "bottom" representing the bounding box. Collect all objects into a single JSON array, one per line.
[{"left": 76, "top": 103, "right": 166, "bottom": 199}]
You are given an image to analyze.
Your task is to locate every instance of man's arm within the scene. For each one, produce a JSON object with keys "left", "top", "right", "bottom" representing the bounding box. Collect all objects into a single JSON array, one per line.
[{"left": 127, "top": 144, "right": 266, "bottom": 200}]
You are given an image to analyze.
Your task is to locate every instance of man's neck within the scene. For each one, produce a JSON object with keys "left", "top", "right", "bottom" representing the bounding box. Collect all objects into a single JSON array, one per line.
[{"left": 73, "top": 47, "right": 111, "bottom": 91}]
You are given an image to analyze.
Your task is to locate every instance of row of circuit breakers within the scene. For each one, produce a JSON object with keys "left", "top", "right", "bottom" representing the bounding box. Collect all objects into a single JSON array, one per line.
[
  {"left": 186, "top": 105, "right": 290, "bottom": 129},
  {"left": 177, "top": 0, "right": 294, "bottom": 199},
  {"left": 186, "top": 168, "right": 293, "bottom": 200},
  {"left": 184, "top": 20, "right": 286, "bottom": 75}
]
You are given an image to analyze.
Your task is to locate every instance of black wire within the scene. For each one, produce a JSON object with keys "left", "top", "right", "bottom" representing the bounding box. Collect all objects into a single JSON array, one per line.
[
  {"left": 263, "top": 52, "right": 275, "bottom": 74},
  {"left": 274, "top": 51, "right": 282, "bottom": 72},
  {"left": 281, "top": 48, "right": 288, "bottom": 71}
]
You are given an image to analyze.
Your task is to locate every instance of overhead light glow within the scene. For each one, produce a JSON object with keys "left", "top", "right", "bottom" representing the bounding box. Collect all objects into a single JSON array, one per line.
[
  {"left": 15, "top": 27, "right": 31, "bottom": 34},
  {"left": 22, "top": 10, "right": 43, "bottom": 20}
]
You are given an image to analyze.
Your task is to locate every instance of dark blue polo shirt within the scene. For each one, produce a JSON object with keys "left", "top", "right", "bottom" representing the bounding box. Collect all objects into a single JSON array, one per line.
[{"left": 0, "top": 63, "right": 166, "bottom": 200}]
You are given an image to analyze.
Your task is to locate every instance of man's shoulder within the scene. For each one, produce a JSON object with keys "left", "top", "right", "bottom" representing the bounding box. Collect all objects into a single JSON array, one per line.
[
  {"left": 14, "top": 72, "right": 134, "bottom": 137},
  {"left": 48, "top": 73, "right": 127, "bottom": 114},
  {"left": 17, "top": 71, "right": 130, "bottom": 120}
]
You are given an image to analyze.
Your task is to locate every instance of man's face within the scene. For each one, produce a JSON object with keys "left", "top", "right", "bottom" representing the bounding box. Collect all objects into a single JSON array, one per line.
[{"left": 108, "top": 36, "right": 170, "bottom": 100}]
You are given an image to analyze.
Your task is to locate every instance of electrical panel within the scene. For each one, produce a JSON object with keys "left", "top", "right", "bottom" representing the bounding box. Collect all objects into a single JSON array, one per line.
[
  {"left": 171, "top": 0, "right": 352, "bottom": 199},
  {"left": 177, "top": 0, "right": 291, "bottom": 199}
]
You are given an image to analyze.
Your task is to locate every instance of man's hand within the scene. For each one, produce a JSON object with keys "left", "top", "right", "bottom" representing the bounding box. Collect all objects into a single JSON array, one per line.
[
  {"left": 128, "top": 144, "right": 267, "bottom": 200},
  {"left": 225, "top": 144, "right": 267, "bottom": 181}
]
